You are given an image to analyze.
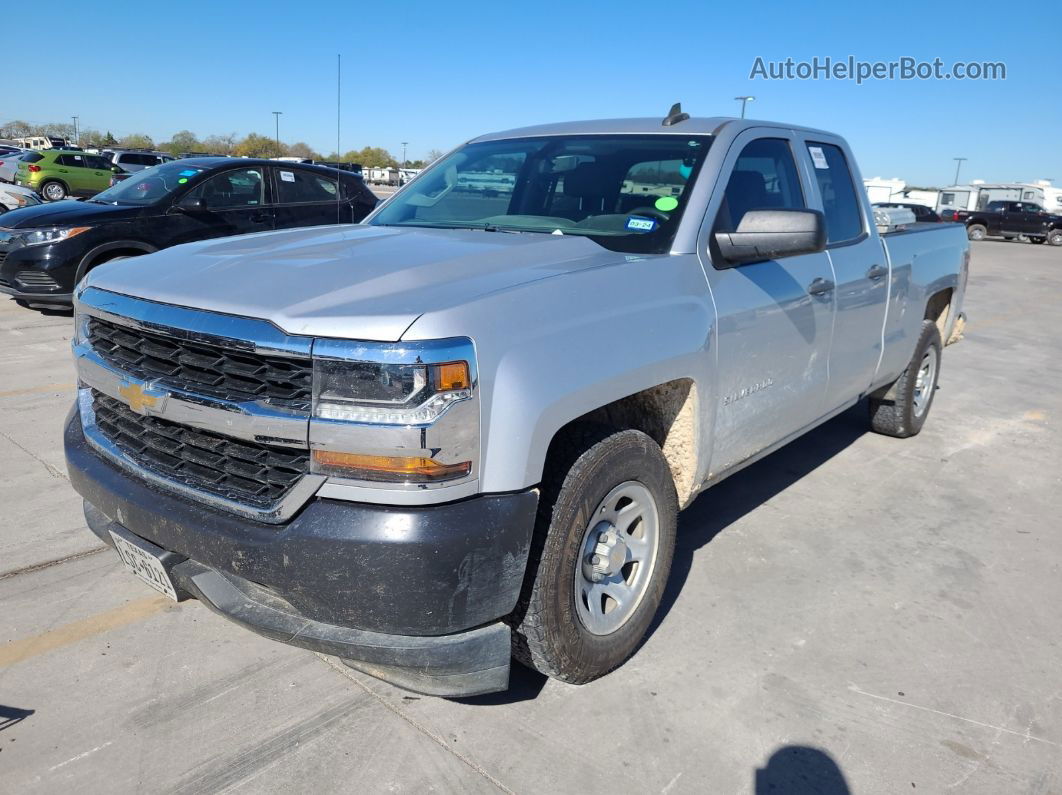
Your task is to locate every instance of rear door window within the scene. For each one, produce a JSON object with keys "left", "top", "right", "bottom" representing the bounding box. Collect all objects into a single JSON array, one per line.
[
  {"left": 57, "top": 154, "right": 89, "bottom": 168},
  {"left": 806, "top": 142, "right": 863, "bottom": 244},
  {"left": 275, "top": 169, "right": 338, "bottom": 203}
]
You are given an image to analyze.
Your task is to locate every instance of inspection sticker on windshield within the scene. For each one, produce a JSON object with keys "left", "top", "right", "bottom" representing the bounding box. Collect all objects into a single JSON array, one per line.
[
  {"left": 179, "top": 169, "right": 198, "bottom": 177},
  {"left": 280, "top": 171, "right": 296, "bottom": 182},
  {"left": 809, "top": 147, "right": 829, "bottom": 169},
  {"left": 626, "top": 215, "right": 657, "bottom": 232}
]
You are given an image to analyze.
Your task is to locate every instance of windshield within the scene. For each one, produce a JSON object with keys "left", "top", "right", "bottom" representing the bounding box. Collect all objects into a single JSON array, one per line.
[
  {"left": 369, "top": 134, "right": 711, "bottom": 254},
  {"left": 89, "top": 161, "right": 208, "bottom": 205}
]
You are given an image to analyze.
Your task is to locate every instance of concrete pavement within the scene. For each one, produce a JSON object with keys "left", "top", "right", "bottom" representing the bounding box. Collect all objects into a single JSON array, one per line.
[{"left": 1, "top": 240, "right": 1060, "bottom": 793}]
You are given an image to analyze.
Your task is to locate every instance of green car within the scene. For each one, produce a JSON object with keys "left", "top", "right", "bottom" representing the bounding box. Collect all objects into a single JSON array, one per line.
[{"left": 15, "top": 150, "right": 123, "bottom": 201}]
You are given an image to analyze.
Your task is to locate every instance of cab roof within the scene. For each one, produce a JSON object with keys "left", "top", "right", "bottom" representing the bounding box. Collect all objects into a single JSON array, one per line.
[{"left": 469, "top": 116, "right": 838, "bottom": 143}]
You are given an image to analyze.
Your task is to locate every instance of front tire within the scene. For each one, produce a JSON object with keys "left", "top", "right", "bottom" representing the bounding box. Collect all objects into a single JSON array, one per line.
[
  {"left": 869, "top": 320, "right": 942, "bottom": 438},
  {"left": 966, "top": 224, "right": 986, "bottom": 241},
  {"left": 41, "top": 180, "right": 67, "bottom": 201},
  {"left": 511, "top": 427, "right": 677, "bottom": 684}
]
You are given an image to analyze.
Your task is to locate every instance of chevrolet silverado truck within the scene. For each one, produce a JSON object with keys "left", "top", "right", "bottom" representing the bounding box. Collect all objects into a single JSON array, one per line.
[
  {"left": 64, "top": 110, "right": 969, "bottom": 696},
  {"left": 957, "top": 200, "right": 1062, "bottom": 245}
]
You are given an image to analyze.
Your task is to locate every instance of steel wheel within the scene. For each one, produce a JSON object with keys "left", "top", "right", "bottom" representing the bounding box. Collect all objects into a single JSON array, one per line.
[
  {"left": 574, "top": 480, "right": 660, "bottom": 636},
  {"left": 912, "top": 346, "right": 939, "bottom": 418}
]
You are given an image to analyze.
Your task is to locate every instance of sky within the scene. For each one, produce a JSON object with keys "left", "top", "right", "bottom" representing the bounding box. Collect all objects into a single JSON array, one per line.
[{"left": 6, "top": 0, "right": 1057, "bottom": 187}]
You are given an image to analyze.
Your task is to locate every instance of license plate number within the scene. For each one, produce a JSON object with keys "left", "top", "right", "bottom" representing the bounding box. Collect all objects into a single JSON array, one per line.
[{"left": 109, "top": 530, "right": 178, "bottom": 601}]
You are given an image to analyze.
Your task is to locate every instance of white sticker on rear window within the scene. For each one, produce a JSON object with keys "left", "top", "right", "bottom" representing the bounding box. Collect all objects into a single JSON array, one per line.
[
  {"left": 280, "top": 171, "right": 295, "bottom": 182},
  {"left": 809, "top": 147, "right": 829, "bottom": 169}
]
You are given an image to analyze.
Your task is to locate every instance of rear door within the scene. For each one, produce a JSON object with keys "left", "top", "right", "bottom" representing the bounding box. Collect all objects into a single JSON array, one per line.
[
  {"left": 796, "top": 136, "right": 889, "bottom": 407},
  {"left": 270, "top": 167, "right": 348, "bottom": 229},
  {"left": 699, "top": 131, "right": 836, "bottom": 470},
  {"left": 167, "top": 166, "right": 275, "bottom": 245},
  {"left": 56, "top": 154, "right": 92, "bottom": 194}
]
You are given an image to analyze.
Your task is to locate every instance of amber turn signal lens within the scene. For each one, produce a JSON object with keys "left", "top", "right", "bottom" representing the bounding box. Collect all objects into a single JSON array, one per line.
[
  {"left": 432, "top": 361, "right": 470, "bottom": 391},
  {"left": 312, "top": 450, "right": 471, "bottom": 482}
]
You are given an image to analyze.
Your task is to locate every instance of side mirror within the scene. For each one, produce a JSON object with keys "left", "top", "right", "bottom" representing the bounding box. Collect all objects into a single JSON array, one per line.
[
  {"left": 175, "top": 197, "right": 208, "bottom": 213},
  {"left": 714, "top": 209, "right": 826, "bottom": 266},
  {"left": 111, "top": 166, "right": 122, "bottom": 173}
]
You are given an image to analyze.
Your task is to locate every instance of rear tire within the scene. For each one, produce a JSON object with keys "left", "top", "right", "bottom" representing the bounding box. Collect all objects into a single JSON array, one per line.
[
  {"left": 510, "top": 426, "right": 677, "bottom": 684},
  {"left": 41, "top": 180, "right": 67, "bottom": 201},
  {"left": 869, "top": 320, "right": 942, "bottom": 438},
  {"left": 1048, "top": 230, "right": 1062, "bottom": 246},
  {"left": 966, "top": 224, "right": 986, "bottom": 241}
]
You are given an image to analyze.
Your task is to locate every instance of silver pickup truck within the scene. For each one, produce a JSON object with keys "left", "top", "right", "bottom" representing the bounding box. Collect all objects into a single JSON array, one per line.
[{"left": 65, "top": 111, "right": 969, "bottom": 696}]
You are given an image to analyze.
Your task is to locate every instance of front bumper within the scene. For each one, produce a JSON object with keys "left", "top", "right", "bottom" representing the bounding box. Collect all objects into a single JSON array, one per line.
[
  {"left": 65, "top": 408, "right": 538, "bottom": 696},
  {"left": 0, "top": 240, "right": 77, "bottom": 304}
]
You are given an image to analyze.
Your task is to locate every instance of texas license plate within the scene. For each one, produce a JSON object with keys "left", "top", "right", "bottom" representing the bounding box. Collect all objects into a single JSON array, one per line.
[{"left": 109, "top": 529, "right": 178, "bottom": 601}]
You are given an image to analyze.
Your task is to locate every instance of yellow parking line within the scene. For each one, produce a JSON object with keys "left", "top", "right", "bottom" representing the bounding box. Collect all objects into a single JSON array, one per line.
[
  {"left": 0, "top": 382, "right": 76, "bottom": 399},
  {"left": 0, "top": 595, "right": 174, "bottom": 668}
]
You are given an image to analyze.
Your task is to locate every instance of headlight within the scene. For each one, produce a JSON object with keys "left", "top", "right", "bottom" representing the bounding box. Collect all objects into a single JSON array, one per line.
[
  {"left": 20, "top": 226, "right": 93, "bottom": 247},
  {"left": 310, "top": 338, "right": 478, "bottom": 484}
]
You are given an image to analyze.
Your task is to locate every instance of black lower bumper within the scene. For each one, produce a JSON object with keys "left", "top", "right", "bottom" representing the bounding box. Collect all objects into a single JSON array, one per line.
[{"left": 65, "top": 408, "right": 538, "bottom": 696}]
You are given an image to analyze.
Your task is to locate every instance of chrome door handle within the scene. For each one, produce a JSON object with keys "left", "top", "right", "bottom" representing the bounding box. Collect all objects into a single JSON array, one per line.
[
  {"left": 867, "top": 264, "right": 887, "bottom": 281},
  {"left": 808, "top": 277, "right": 835, "bottom": 296}
]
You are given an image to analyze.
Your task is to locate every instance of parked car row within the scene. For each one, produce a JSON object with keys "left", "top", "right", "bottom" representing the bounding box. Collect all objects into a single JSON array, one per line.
[{"left": 0, "top": 158, "right": 378, "bottom": 306}]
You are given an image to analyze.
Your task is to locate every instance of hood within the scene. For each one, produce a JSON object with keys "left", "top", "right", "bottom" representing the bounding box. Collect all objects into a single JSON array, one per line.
[
  {"left": 84, "top": 224, "right": 629, "bottom": 340},
  {"left": 0, "top": 199, "right": 143, "bottom": 228}
]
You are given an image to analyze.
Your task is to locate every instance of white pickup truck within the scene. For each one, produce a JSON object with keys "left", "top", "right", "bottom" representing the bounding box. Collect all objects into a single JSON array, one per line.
[{"left": 65, "top": 108, "right": 969, "bottom": 696}]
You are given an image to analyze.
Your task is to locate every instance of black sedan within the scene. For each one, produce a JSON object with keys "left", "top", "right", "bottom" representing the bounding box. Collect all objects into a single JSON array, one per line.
[{"left": 0, "top": 158, "right": 377, "bottom": 307}]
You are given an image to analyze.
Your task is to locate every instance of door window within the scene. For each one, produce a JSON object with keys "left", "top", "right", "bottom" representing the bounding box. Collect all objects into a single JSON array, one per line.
[
  {"left": 185, "top": 168, "right": 265, "bottom": 209},
  {"left": 57, "top": 154, "right": 88, "bottom": 168},
  {"left": 806, "top": 142, "right": 863, "bottom": 244},
  {"left": 715, "top": 138, "right": 805, "bottom": 233},
  {"left": 275, "top": 169, "right": 338, "bottom": 204}
]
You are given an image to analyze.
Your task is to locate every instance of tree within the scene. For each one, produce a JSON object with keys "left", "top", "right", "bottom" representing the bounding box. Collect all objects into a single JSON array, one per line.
[
  {"left": 78, "top": 129, "right": 107, "bottom": 148},
  {"left": 0, "top": 119, "right": 33, "bottom": 138},
  {"left": 235, "top": 132, "right": 283, "bottom": 158},
  {"left": 406, "top": 159, "right": 426, "bottom": 169},
  {"left": 103, "top": 131, "right": 118, "bottom": 146},
  {"left": 202, "top": 133, "right": 237, "bottom": 155},
  {"left": 342, "top": 146, "right": 396, "bottom": 168},
  {"left": 425, "top": 149, "right": 445, "bottom": 164},
  {"left": 119, "top": 133, "right": 155, "bottom": 149},
  {"left": 285, "top": 141, "right": 320, "bottom": 160},
  {"left": 162, "top": 130, "right": 200, "bottom": 156}
]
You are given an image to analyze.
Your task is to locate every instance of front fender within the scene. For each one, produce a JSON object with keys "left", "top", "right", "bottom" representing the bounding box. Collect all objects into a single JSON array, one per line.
[{"left": 404, "top": 253, "right": 717, "bottom": 495}]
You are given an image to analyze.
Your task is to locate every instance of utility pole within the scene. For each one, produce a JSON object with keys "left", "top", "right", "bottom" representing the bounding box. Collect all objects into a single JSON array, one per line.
[
  {"left": 953, "top": 157, "right": 967, "bottom": 186},
  {"left": 71, "top": 116, "right": 79, "bottom": 145},
  {"left": 272, "top": 111, "right": 283, "bottom": 156},
  {"left": 734, "top": 96, "right": 755, "bottom": 118},
  {"left": 401, "top": 141, "right": 408, "bottom": 167}
]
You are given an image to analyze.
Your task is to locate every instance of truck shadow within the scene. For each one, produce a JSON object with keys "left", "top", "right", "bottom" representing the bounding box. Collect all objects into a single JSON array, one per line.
[{"left": 646, "top": 400, "right": 870, "bottom": 643}]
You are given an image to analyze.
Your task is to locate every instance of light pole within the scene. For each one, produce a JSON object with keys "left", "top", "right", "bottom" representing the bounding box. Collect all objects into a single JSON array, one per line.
[
  {"left": 952, "top": 157, "right": 967, "bottom": 186},
  {"left": 272, "top": 111, "right": 283, "bottom": 156},
  {"left": 71, "top": 116, "right": 79, "bottom": 145},
  {"left": 401, "top": 141, "right": 408, "bottom": 167},
  {"left": 734, "top": 96, "right": 755, "bottom": 118}
]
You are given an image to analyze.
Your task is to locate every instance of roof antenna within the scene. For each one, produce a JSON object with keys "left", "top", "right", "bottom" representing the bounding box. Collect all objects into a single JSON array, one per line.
[{"left": 662, "top": 102, "right": 690, "bottom": 127}]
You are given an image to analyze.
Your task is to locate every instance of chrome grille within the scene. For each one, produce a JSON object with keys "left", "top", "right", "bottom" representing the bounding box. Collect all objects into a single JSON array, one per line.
[
  {"left": 87, "top": 316, "right": 312, "bottom": 408},
  {"left": 91, "top": 390, "right": 309, "bottom": 507}
]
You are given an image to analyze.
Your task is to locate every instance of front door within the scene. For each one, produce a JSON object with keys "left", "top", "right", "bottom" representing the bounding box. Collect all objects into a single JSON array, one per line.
[
  {"left": 798, "top": 137, "right": 889, "bottom": 406},
  {"left": 700, "top": 132, "right": 836, "bottom": 473},
  {"left": 167, "top": 167, "right": 275, "bottom": 245}
]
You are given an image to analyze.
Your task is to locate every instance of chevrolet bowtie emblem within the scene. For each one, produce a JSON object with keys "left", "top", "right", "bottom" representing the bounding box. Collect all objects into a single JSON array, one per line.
[{"left": 117, "top": 380, "right": 168, "bottom": 415}]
